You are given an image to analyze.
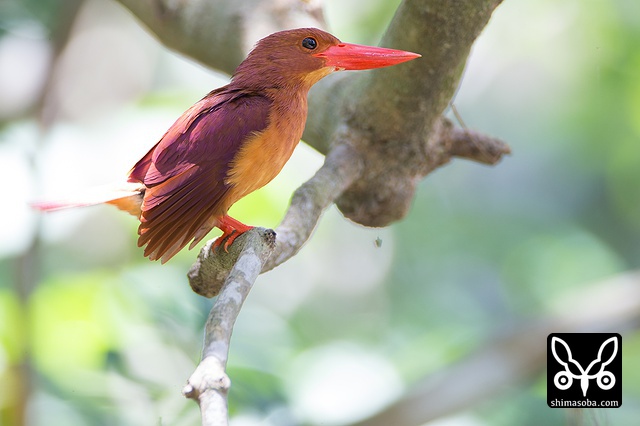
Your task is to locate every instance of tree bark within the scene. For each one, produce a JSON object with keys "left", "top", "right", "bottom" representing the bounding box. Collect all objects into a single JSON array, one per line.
[
  {"left": 114, "top": 0, "right": 508, "bottom": 424},
  {"left": 183, "top": 229, "right": 276, "bottom": 421}
]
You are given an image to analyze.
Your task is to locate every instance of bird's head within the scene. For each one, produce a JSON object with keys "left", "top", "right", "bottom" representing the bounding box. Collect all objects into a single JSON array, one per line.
[{"left": 232, "top": 28, "right": 420, "bottom": 90}]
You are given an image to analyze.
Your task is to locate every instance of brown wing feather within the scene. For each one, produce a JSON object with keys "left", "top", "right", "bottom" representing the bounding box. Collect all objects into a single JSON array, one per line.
[{"left": 128, "top": 88, "right": 272, "bottom": 262}]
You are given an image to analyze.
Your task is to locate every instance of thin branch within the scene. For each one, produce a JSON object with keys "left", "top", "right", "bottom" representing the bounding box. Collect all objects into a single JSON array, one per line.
[
  {"left": 263, "top": 142, "right": 363, "bottom": 271},
  {"left": 432, "top": 117, "right": 511, "bottom": 166},
  {"left": 188, "top": 143, "right": 363, "bottom": 297},
  {"left": 183, "top": 228, "right": 277, "bottom": 422},
  {"left": 116, "top": 1, "right": 511, "bottom": 425}
]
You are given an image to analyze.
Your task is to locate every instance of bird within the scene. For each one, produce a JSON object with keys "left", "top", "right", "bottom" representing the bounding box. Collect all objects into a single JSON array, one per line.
[{"left": 33, "top": 28, "right": 420, "bottom": 263}]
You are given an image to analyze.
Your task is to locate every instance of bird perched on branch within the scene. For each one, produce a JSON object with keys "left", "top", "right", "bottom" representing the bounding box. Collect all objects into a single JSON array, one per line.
[{"left": 33, "top": 28, "right": 420, "bottom": 263}]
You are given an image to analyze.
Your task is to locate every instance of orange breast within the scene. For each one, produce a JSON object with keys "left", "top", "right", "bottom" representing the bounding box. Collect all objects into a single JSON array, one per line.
[{"left": 224, "top": 93, "right": 308, "bottom": 208}]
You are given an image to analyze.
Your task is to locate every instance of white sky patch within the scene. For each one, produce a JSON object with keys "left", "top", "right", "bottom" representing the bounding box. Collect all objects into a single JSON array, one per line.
[
  {"left": 0, "top": 130, "right": 37, "bottom": 257},
  {"left": 287, "top": 343, "right": 403, "bottom": 425}
]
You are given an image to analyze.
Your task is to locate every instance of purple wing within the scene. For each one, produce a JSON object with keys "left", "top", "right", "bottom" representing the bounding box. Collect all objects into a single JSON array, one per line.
[{"left": 128, "top": 87, "right": 272, "bottom": 262}]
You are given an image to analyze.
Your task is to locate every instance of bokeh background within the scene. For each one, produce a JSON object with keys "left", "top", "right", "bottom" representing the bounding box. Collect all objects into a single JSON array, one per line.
[{"left": 1, "top": 0, "right": 640, "bottom": 424}]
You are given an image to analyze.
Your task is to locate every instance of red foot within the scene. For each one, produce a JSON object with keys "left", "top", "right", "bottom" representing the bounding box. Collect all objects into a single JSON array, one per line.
[{"left": 213, "top": 216, "right": 254, "bottom": 252}]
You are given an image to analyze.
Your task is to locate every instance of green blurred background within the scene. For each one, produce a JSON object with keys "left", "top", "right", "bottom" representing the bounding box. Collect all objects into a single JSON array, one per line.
[{"left": 1, "top": 0, "right": 639, "bottom": 424}]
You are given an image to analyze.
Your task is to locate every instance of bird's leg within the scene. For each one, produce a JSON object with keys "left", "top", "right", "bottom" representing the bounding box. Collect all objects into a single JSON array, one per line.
[{"left": 214, "top": 215, "right": 254, "bottom": 252}]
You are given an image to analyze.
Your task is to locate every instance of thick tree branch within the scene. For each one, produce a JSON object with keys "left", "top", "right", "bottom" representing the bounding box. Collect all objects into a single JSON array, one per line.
[
  {"left": 115, "top": 0, "right": 325, "bottom": 74},
  {"left": 115, "top": 0, "right": 510, "bottom": 424},
  {"left": 333, "top": 0, "right": 505, "bottom": 225}
]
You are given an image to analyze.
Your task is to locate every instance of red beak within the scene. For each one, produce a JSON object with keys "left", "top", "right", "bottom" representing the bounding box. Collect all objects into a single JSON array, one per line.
[{"left": 314, "top": 43, "right": 421, "bottom": 71}]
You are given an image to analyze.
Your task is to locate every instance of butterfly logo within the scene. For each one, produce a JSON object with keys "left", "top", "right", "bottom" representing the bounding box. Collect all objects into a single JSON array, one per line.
[{"left": 551, "top": 336, "right": 617, "bottom": 397}]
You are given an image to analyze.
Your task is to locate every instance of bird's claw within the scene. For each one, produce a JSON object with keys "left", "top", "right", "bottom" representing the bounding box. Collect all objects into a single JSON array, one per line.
[{"left": 212, "top": 230, "right": 240, "bottom": 253}]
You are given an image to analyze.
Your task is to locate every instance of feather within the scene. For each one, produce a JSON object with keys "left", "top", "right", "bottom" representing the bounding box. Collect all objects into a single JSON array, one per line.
[
  {"left": 129, "top": 88, "right": 272, "bottom": 262},
  {"left": 31, "top": 182, "right": 144, "bottom": 216}
]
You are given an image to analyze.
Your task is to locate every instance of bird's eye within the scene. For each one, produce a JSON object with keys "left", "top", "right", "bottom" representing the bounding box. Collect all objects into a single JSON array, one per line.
[{"left": 302, "top": 37, "right": 317, "bottom": 50}]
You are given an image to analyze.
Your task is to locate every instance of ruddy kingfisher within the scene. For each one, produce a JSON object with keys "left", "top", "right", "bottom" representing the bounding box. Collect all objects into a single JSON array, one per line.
[{"left": 34, "top": 28, "right": 420, "bottom": 263}]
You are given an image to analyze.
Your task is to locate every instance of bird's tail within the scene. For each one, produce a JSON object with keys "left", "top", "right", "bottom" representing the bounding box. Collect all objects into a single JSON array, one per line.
[{"left": 31, "top": 182, "right": 145, "bottom": 217}]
